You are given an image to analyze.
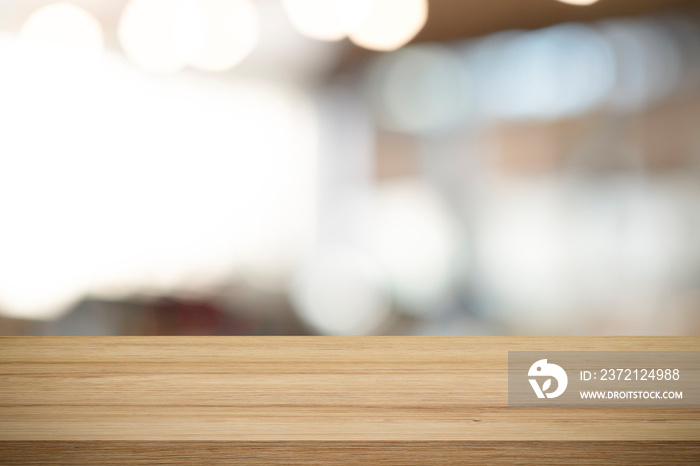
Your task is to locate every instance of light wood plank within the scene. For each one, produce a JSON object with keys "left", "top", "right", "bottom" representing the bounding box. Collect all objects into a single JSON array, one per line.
[{"left": 1, "top": 337, "right": 698, "bottom": 443}]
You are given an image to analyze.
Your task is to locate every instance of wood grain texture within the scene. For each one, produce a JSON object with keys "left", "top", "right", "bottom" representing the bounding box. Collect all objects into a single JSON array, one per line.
[
  {"left": 0, "top": 441, "right": 699, "bottom": 465},
  {"left": 1, "top": 337, "right": 699, "bottom": 464}
]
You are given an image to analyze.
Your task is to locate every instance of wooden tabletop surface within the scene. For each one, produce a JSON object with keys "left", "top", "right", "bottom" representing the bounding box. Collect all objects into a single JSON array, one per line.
[{"left": 1, "top": 336, "right": 698, "bottom": 464}]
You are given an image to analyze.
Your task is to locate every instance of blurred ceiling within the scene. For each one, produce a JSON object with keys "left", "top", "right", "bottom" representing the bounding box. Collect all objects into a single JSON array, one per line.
[
  {"left": 332, "top": 0, "right": 700, "bottom": 73},
  {"left": 414, "top": 0, "right": 698, "bottom": 42}
]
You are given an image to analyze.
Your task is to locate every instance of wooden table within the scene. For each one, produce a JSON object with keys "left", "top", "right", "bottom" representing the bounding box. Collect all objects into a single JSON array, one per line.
[{"left": 1, "top": 337, "right": 698, "bottom": 464}]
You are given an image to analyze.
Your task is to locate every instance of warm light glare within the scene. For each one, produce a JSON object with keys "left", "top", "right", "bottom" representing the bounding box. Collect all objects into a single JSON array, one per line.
[
  {"left": 0, "top": 37, "right": 317, "bottom": 319},
  {"left": 282, "top": 0, "right": 427, "bottom": 51},
  {"left": 281, "top": 0, "right": 346, "bottom": 41},
  {"left": 20, "top": 3, "right": 103, "bottom": 52},
  {"left": 119, "top": 0, "right": 191, "bottom": 72},
  {"left": 556, "top": 0, "right": 601, "bottom": 5},
  {"left": 172, "top": 0, "right": 206, "bottom": 62},
  {"left": 336, "top": 0, "right": 372, "bottom": 33},
  {"left": 189, "top": 0, "right": 260, "bottom": 72},
  {"left": 119, "top": 0, "right": 259, "bottom": 73},
  {"left": 348, "top": 0, "right": 428, "bottom": 51}
]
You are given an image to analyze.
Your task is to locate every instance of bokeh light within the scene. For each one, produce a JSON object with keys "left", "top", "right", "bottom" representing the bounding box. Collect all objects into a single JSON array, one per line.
[
  {"left": 477, "top": 180, "right": 570, "bottom": 332},
  {"left": 281, "top": 0, "right": 347, "bottom": 41},
  {"left": 368, "top": 44, "right": 468, "bottom": 134},
  {"left": 188, "top": 0, "right": 260, "bottom": 72},
  {"left": 348, "top": 0, "right": 428, "bottom": 51},
  {"left": 20, "top": 2, "right": 103, "bottom": 53},
  {"left": 601, "top": 20, "right": 683, "bottom": 113},
  {"left": 361, "top": 180, "right": 460, "bottom": 314},
  {"left": 3, "top": 1, "right": 700, "bottom": 337},
  {"left": 0, "top": 46, "right": 317, "bottom": 319},
  {"left": 282, "top": 0, "right": 427, "bottom": 51},
  {"left": 489, "top": 23, "right": 615, "bottom": 120},
  {"left": 291, "top": 249, "right": 391, "bottom": 335},
  {"left": 557, "top": 0, "right": 601, "bottom": 6},
  {"left": 118, "top": 0, "right": 195, "bottom": 72},
  {"left": 119, "top": 0, "right": 260, "bottom": 73}
]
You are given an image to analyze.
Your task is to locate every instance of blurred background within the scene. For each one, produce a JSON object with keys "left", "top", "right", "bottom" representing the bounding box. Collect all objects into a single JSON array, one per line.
[{"left": 1, "top": 0, "right": 700, "bottom": 336}]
